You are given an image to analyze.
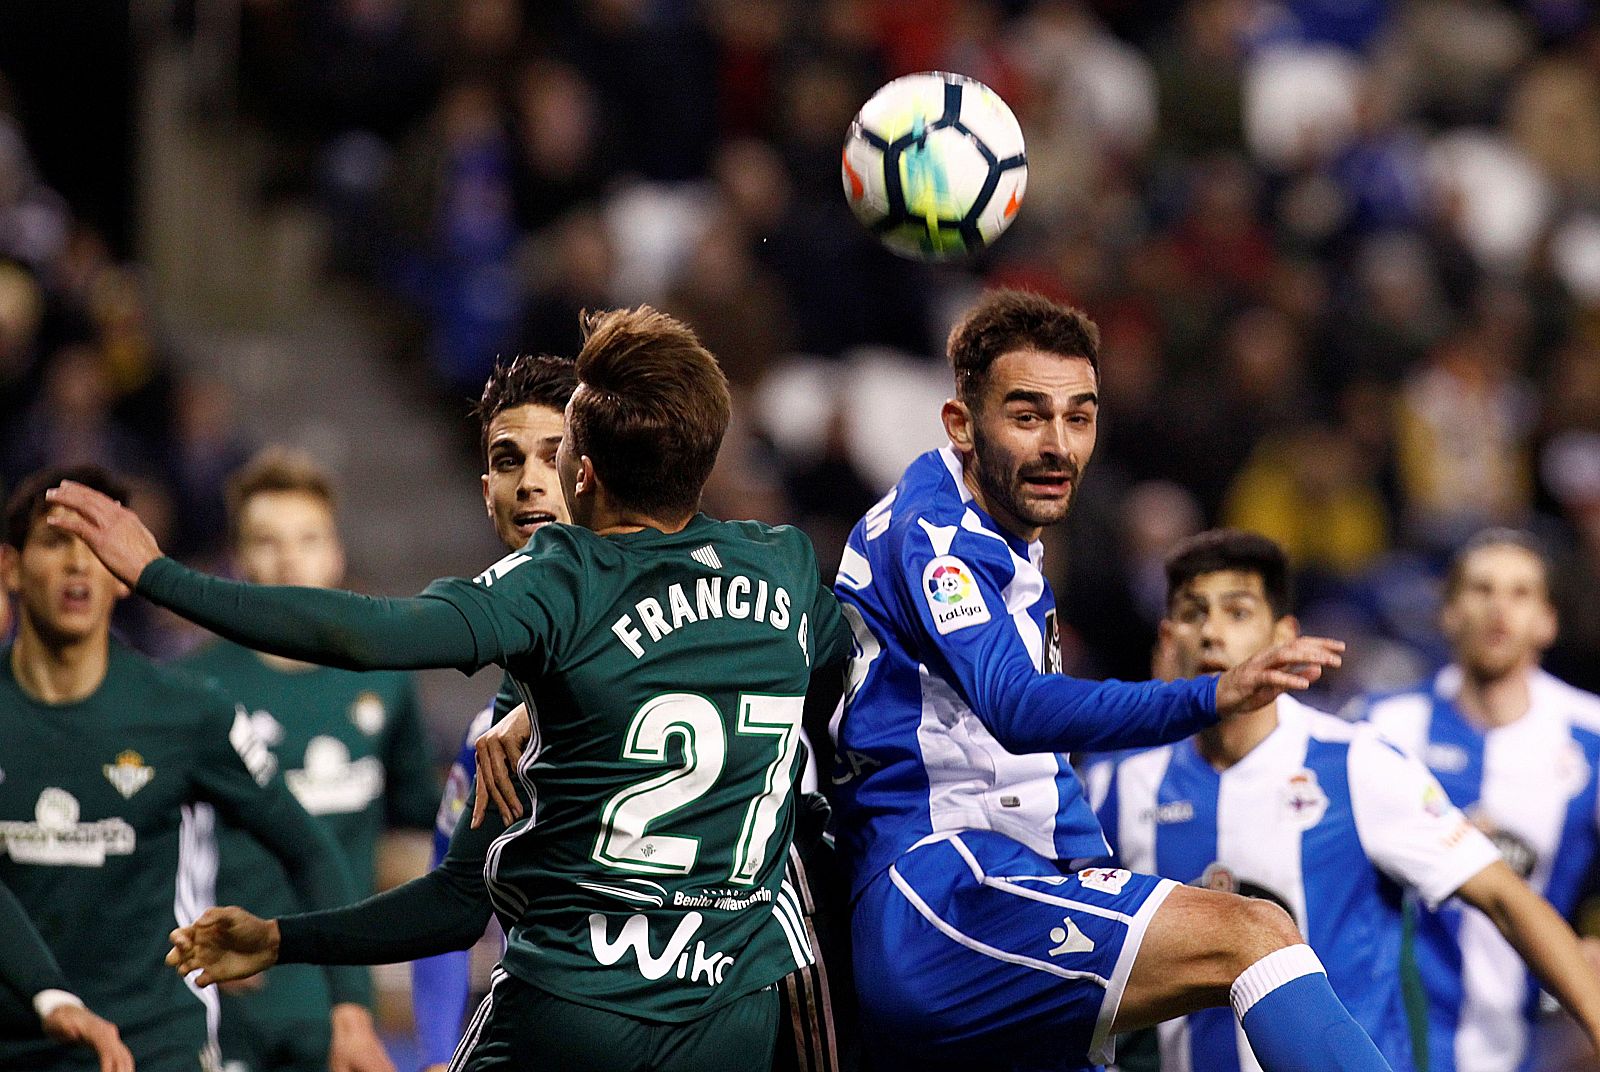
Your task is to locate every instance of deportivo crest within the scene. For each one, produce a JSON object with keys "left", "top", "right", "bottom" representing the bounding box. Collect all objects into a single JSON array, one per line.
[
  {"left": 103, "top": 750, "right": 154, "bottom": 799},
  {"left": 1281, "top": 768, "right": 1328, "bottom": 829},
  {"left": 350, "top": 691, "right": 386, "bottom": 736},
  {"left": 921, "top": 555, "right": 990, "bottom": 635}
]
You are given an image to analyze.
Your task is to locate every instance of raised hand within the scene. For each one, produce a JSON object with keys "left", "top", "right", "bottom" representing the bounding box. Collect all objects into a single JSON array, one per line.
[
  {"left": 1214, "top": 635, "right": 1345, "bottom": 718},
  {"left": 166, "top": 906, "right": 280, "bottom": 987},
  {"left": 43, "top": 481, "right": 163, "bottom": 588},
  {"left": 472, "top": 702, "right": 532, "bottom": 828},
  {"left": 41, "top": 1004, "right": 134, "bottom": 1072}
]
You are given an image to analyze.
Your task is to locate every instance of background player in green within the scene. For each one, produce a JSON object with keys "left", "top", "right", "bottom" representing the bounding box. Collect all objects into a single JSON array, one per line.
[
  {"left": 179, "top": 448, "right": 438, "bottom": 1072},
  {"left": 0, "top": 878, "right": 133, "bottom": 1072},
  {"left": 48, "top": 307, "right": 854, "bottom": 1072},
  {"left": 0, "top": 465, "right": 365, "bottom": 1072}
]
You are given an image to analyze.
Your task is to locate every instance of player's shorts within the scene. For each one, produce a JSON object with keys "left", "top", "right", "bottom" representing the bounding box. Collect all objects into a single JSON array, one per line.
[
  {"left": 852, "top": 829, "right": 1175, "bottom": 1072},
  {"left": 453, "top": 970, "right": 778, "bottom": 1072}
]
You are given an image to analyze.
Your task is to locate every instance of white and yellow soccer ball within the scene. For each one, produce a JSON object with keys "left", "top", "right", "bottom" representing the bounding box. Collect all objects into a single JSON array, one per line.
[{"left": 841, "top": 71, "right": 1027, "bottom": 261}]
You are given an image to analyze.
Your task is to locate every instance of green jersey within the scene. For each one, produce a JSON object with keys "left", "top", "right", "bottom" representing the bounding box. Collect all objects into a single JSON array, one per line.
[
  {"left": 178, "top": 641, "right": 436, "bottom": 900},
  {"left": 0, "top": 643, "right": 356, "bottom": 1071},
  {"left": 421, "top": 516, "right": 850, "bottom": 1021}
]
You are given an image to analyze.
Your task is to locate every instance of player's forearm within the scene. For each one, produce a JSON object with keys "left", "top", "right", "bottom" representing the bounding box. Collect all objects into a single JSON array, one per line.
[
  {"left": 137, "top": 557, "right": 480, "bottom": 671},
  {"left": 0, "top": 883, "right": 69, "bottom": 1003},
  {"left": 277, "top": 869, "right": 493, "bottom": 966},
  {"left": 1479, "top": 875, "right": 1600, "bottom": 1047},
  {"left": 984, "top": 672, "right": 1218, "bottom": 753}
]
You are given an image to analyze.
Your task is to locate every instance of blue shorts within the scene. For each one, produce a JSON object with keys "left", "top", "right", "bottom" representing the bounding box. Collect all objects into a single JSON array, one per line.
[{"left": 852, "top": 830, "right": 1175, "bottom": 1071}]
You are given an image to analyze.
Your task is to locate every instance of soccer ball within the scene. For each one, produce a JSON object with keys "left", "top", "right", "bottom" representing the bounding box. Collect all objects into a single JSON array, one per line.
[{"left": 841, "top": 71, "right": 1028, "bottom": 261}]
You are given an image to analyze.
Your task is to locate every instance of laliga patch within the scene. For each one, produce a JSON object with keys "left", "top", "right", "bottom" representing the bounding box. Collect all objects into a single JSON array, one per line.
[
  {"left": 922, "top": 556, "right": 990, "bottom": 634},
  {"left": 1077, "top": 867, "right": 1132, "bottom": 895}
]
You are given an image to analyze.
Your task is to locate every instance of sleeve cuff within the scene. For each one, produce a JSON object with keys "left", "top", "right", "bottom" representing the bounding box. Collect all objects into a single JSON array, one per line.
[
  {"left": 1416, "top": 830, "right": 1505, "bottom": 910},
  {"left": 32, "top": 990, "right": 84, "bottom": 1022},
  {"left": 135, "top": 555, "right": 185, "bottom": 599}
]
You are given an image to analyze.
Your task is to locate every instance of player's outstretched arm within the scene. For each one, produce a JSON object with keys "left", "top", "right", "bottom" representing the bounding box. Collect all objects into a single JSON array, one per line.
[
  {"left": 1455, "top": 861, "right": 1600, "bottom": 1057},
  {"left": 40, "top": 1003, "right": 134, "bottom": 1072},
  {"left": 167, "top": 906, "right": 280, "bottom": 987},
  {"left": 46, "top": 481, "right": 480, "bottom": 672},
  {"left": 1212, "top": 636, "right": 1345, "bottom": 719}
]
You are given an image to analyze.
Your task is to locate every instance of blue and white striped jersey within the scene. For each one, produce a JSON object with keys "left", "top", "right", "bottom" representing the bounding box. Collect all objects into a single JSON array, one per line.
[
  {"left": 1088, "top": 696, "right": 1498, "bottom": 1072},
  {"left": 829, "top": 447, "right": 1219, "bottom": 898},
  {"left": 1365, "top": 668, "right": 1600, "bottom": 1072}
]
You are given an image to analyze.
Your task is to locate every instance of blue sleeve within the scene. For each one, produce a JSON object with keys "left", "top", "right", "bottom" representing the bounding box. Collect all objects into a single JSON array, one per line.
[
  {"left": 898, "top": 525, "right": 1218, "bottom": 754},
  {"left": 410, "top": 726, "right": 480, "bottom": 1066},
  {"left": 1084, "top": 758, "right": 1121, "bottom": 859}
]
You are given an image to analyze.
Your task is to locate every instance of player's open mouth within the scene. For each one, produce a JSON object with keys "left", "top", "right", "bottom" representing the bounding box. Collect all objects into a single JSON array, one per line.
[
  {"left": 1022, "top": 475, "right": 1072, "bottom": 494},
  {"left": 514, "top": 511, "right": 556, "bottom": 533},
  {"left": 61, "top": 583, "right": 92, "bottom": 609}
]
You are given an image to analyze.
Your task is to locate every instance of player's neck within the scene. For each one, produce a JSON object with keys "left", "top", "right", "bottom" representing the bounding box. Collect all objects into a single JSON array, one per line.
[
  {"left": 10, "top": 619, "right": 110, "bottom": 704},
  {"left": 586, "top": 492, "right": 695, "bottom": 537},
  {"left": 1453, "top": 663, "right": 1535, "bottom": 729},
  {"left": 1196, "top": 699, "right": 1279, "bottom": 770}
]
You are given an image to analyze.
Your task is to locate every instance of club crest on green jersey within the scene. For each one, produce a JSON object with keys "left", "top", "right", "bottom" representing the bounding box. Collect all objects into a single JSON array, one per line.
[{"left": 103, "top": 749, "right": 155, "bottom": 799}]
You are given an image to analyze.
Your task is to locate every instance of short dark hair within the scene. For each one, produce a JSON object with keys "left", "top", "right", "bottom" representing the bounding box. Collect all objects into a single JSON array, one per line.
[
  {"left": 225, "top": 447, "right": 336, "bottom": 547},
  {"left": 568, "top": 307, "right": 730, "bottom": 517},
  {"left": 1443, "top": 528, "right": 1552, "bottom": 602},
  {"left": 4, "top": 465, "right": 130, "bottom": 551},
  {"left": 473, "top": 353, "right": 578, "bottom": 459},
  {"left": 1164, "top": 529, "right": 1292, "bottom": 618},
  {"left": 947, "top": 289, "right": 1100, "bottom": 406}
]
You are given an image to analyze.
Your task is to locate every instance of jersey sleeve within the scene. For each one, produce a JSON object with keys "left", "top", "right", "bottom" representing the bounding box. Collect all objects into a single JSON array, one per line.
[
  {"left": 417, "top": 530, "right": 585, "bottom": 676},
  {"left": 1082, "top": 757, "right": 1121, "bottom": 858},
  {"left": 411, "top": 709, "right": 490, "bottom": 1067},
  {"left": 1348, "top": 730, "right": 1502, "bottom": 909},
  {"left": 278, "top": 783, "right": 501, "bottom": 966},
  {"left": 0, "top": 880, "right": 69, "bottom": 1010},
  {"left": 382, "top": 677, "right": 441, "bottom": 830},
  {"left": 894, "top": 522, "right": 1217, "bottom": 754},
  {"left": 138, "top": 557, "right": 481, "bottom": 671},
  {"left": 188, "top": 699, "right": 369, "bottom": 1005}
]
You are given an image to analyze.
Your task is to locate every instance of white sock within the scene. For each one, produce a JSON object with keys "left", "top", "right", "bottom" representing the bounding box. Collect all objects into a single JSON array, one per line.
[{"left": 1230, "top": 944, "right": 1327, "bottom": 1021}]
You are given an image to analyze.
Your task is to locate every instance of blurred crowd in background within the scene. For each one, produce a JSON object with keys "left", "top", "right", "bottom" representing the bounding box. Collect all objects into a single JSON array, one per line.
[{"left": 4, "top": 0, "right": 1600, "bottom": 709}]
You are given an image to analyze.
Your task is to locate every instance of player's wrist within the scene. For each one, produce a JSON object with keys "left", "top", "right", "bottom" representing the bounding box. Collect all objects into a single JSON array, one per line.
[
  {"left": 33, "top": 989, "right": 84, "bottom": 1023},
  {"left": 331, "top": 1002, "right": 375, "bottom": 1028}
]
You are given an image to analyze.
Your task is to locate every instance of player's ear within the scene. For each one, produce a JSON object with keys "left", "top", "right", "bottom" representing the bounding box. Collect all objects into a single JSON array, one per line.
[
  {"left": 481, "top": 472, "right": 494, "bottom": 522},
  {"left": 942, "top": 398, "right": 975, "bottom": 451},
  {"left": 573, "top": 455, "right": 599, "bottom": 497},
  {"left": 0, "top": 544, "right": 18, "bottom": 596},
  {"left": 1273, "top": 614, "right": 1299, "bottom": 646},
  {"left": 1534, "top": 600, "right": 1558, "bottom": 652}
]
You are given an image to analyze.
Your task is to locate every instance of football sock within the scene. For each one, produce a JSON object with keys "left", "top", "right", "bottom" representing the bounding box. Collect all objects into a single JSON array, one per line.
[{"left": 1232, "top": 945, "right": 1395, "bottom": 1072}]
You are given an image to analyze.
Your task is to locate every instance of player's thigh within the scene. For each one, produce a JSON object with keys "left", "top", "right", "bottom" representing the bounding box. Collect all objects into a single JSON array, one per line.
[
  {"left": 851, "top": 831, "right": 1173, "bottom": 1069},
  {"left": 1110, "top": 883, "right": 1303, "bottom": 1034},
  {"left": 651, "top": 985, "right": 779, "bottom": 1072},
  {"left": 459, "top": 976, "right": 650, "bottom": 1072}
]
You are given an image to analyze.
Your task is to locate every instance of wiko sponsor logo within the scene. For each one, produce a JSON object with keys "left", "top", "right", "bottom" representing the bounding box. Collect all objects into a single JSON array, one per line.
[{"left": 588, "top": 912, "right": 735, "bottom": 986}]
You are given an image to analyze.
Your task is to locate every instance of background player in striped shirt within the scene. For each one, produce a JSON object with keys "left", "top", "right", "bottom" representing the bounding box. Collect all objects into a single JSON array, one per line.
[
  {"left": 1362, "top": 530, "right": 1600, "bottom": 1072},
  {"left": 828, "top": 289, "right": 1391, "bottom": 1072},
  {"left": 1088, "top": 528, "right": 1600, "bottom": 1071}
]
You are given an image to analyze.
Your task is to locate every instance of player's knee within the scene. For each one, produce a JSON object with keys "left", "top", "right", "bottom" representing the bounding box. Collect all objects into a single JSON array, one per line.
[{"left": 1227, "top": 897, "right": 1302, "bottom": 972}]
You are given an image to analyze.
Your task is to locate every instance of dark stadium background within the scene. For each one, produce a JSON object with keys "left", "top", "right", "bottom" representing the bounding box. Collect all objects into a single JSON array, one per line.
[{"left": 3, "top": 0, "right": 1600, "bottom": 1065}]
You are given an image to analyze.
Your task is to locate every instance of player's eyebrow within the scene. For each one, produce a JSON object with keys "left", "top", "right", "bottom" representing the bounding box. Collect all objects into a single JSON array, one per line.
[{"left": 1001, "top": 389, "right": 1099, "bottom": 408}]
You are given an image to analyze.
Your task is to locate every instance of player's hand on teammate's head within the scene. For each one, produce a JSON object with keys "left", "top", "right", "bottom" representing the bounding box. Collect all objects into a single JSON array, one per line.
[
  {"left": 330, "top": 1003, "right": 396, "bottom": 1072},
  {"left": 43, "top": 481, "right": 164, "bottom": 588},
  {"left": 1213, "top": 635, "right": 1345, "bottom": 718},
  {"left": 41, "top": 1003, "right": 134, "bottom": 1072},
  {"left": 165, "top": 905, "right": 280, "bottom": 987},
  {"left": 472, "top": 703, "right": 533, "bottom": 829}
]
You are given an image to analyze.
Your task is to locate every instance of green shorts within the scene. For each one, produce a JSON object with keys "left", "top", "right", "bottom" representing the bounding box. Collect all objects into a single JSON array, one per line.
[
  {"left": 460, "top": 974, "right": 778, "bottom": 1072},
  {"left": 217, "top": 965, "right": 332, "bottom": 1072}
]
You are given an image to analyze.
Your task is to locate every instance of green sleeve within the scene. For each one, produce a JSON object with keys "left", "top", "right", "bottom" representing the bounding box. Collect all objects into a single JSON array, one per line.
[
  {"left": 137, "top": 557, "right": 484, "bottom": 672},
  {"left": 189, "top": 701, "right": 370, "bottom": 1005},
  {"left": 800, "top": 532, "right": 851, "bottom": 671},
  {"left": 277, "top": 786, "right": 502, "bottom": 965},
  {"left": 383, "top": 677, "right": 442, "bottom": 830},
  {"left": 0, "top": 880, "right": 68, "bottom": 1008}
]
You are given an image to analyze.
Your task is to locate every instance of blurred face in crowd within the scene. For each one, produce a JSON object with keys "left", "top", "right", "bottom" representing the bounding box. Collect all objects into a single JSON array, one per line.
[
  {"left": 1442, "top": 544, "right": 1556, "bottom": 683},
  {"left": 1163, "top": 570, "right": 1296, "bottom": 677},
  {"left": 2, "top": 510, "right": 127, "bottom": 646},
  {"left": 234, "top": 491, "right": 345, "bottom": 589},
  {"left": 946, "top": 349, "right": 1097, "bottom": 541},
  {"left": 482, "top": 402, "right": 569, "bottom": 551}
]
